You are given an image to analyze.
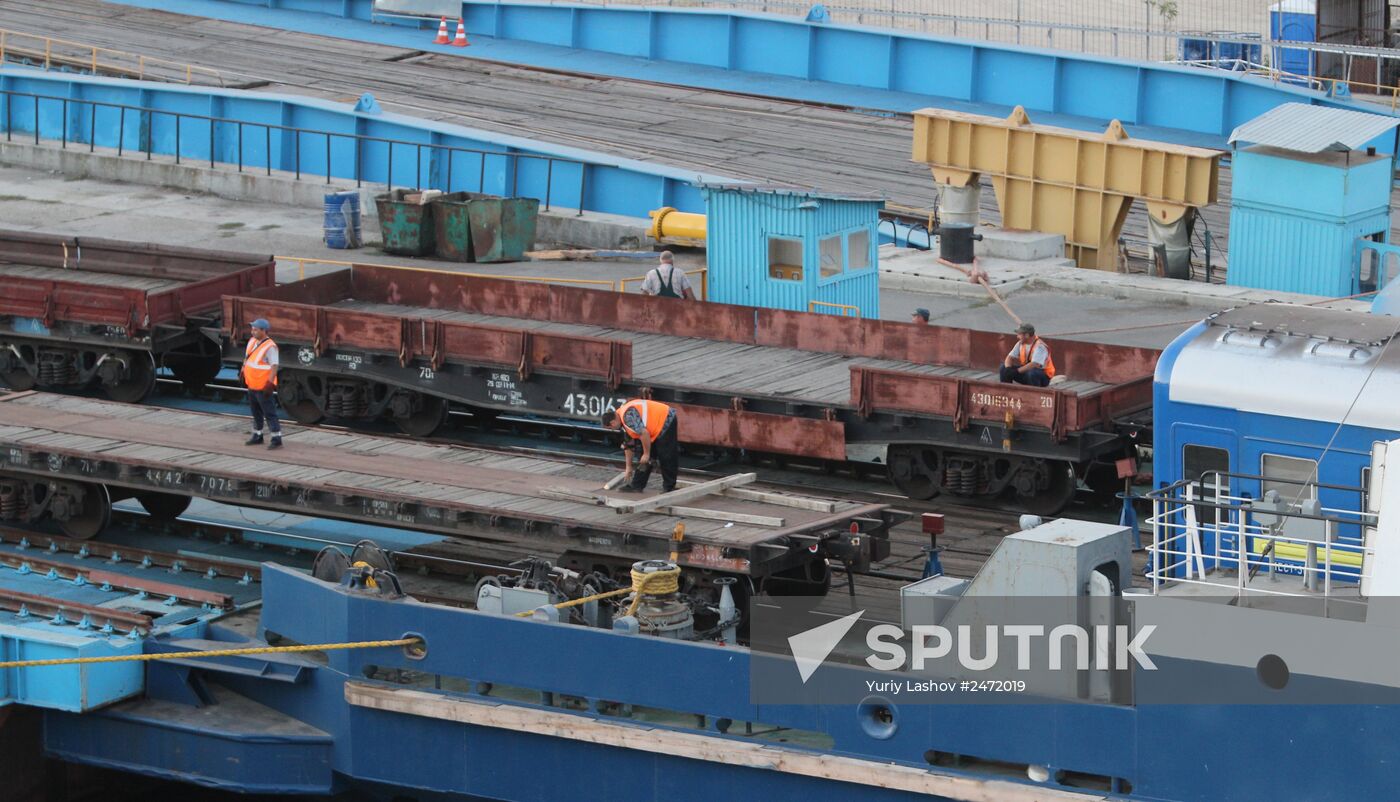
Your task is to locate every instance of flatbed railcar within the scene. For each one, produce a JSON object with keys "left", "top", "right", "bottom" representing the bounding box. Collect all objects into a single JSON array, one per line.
[
  {"left": 224, "top": 264, "right": 1158, "bottom": 514},
  {"left": 0, "top": 230, "right": 274, "bottom": 401},
  {"left": 0, "top": 392, "right": 896, "bottom": 595}
]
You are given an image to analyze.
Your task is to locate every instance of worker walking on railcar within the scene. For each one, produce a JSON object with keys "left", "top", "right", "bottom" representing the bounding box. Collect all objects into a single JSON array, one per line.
[
  {"left": 1000, "top": 322, "right": 1055, "bottom": 388},
  {"left": 602, "top": 399, "right": 679, "bottom": 493},
  {"left": 242, "top": 318, "right": 283, "bottom": 449}
]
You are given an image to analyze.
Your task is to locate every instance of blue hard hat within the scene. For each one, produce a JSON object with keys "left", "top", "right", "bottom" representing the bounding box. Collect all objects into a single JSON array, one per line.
[{"left": 251, "top": 318, "right": 271, "bottom": 331}]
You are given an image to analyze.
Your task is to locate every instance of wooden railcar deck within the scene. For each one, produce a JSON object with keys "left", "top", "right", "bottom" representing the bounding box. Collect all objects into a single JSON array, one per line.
[
  {"left": 0, "top": 393, "right": 887, "bottom": 557},
  {"left": 336, "top": 300, "right": 1113, "bottom": 404}
]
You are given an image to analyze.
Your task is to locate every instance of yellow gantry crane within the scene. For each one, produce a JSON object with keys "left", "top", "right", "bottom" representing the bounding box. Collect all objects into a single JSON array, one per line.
[{"left": 911, "top": 106, "right": 1222, "bottom": 270}]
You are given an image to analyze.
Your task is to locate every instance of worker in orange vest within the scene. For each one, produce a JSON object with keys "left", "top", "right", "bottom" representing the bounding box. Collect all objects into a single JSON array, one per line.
[
  {"left": 1000, "top": 323, "right": 1056, "bottom": 388},
  {"left": 602, "top": 399, "right": 679, "bottom": 493},
  {"left": 242, "top": 318, "right": 283, "bottom": 449}
]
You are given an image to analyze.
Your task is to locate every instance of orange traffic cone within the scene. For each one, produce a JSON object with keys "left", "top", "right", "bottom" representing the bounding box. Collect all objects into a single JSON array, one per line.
[
  {"left": 433, "top": 16, "right": 450, "bottom": 45},
  {"left": 452, "top": 18, "right": 470, "bottom": 47}
]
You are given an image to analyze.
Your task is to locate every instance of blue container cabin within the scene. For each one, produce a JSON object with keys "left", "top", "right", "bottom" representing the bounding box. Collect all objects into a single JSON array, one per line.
[
  {"left": 1225, "top": 105, "right": 1400, "bottom": 297},
  {"left": 702, "top": 184, "right": 882, "bottom": 318},
  {"left": 1153, "top": 304, "right": 1398, "bottom": 577}
]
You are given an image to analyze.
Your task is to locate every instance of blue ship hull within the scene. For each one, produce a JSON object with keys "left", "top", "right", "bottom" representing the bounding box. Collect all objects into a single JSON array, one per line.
[{"left": 17, "top": 564, "right": 1392, "bottom": 802}]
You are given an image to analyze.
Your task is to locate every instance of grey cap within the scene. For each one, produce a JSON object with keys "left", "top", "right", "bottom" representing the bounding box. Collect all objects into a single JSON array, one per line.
[
  {"left": 1016, "top": 323, "right": 1035, "bottom": 335},
  {"left": 912, "top": 308, "right": 930, "bottom": 321},
  {"left": 251, "top": 318, "right": 271, "bottom": 331}
]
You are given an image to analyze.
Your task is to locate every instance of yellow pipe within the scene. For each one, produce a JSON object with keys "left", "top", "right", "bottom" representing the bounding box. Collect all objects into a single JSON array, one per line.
[{"left": 648, "top": 207, "right": 706, "bottom": 242}]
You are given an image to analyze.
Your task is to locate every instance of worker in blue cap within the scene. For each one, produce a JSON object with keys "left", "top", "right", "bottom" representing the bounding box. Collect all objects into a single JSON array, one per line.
[
  {"left": 911, "top": 308, "right": 930, "bottom": 325},
  {"left": 241, "top": 318, "right": 283, "bottom": 449}
]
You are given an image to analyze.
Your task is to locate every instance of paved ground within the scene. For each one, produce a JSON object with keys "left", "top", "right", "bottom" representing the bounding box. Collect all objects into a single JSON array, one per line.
[{"left": 0, "top": 163, "right": 1215, "bottom": 348}]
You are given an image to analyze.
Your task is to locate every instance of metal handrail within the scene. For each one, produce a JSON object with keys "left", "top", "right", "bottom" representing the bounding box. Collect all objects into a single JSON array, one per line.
[
  {"left": 1146, "top": 472, "right": 1374, "bottom": 603},
  {"left": 0, "top": 27, "right": 225, "bottom": 86},
  {"left": 0, "top": 89, "right": 588, "bottom": 214},
  {"left": 562, "top": 0, "right": 1400, "bottom": 76},
  {"left": 809, "top": 300, "right": 861, "bottom": 317},
  {"left": 618, "top": 268, "right": 709, "bottom": 300}
]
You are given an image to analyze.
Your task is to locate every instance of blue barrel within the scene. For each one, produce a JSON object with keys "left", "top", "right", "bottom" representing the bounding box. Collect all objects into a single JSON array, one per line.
[{"left": 324, "top": 191, "right": 362, "bottom": 249}]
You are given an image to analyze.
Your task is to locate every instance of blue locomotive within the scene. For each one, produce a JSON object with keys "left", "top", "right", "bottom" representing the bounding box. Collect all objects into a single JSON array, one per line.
[{"left": 1152, "top": 303, "right": 1399, "bottom": 575}]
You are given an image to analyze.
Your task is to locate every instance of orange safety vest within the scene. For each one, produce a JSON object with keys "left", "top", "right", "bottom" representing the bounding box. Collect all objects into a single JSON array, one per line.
[
  {"left": 616, "top": 399, "right": 671, "bottom": 442},
  {"left": 243, "top": 337, "right": 279, "bottom": 391},
  {"left": 1015, "top": 338, "right": 1056, "bottom": 378}
]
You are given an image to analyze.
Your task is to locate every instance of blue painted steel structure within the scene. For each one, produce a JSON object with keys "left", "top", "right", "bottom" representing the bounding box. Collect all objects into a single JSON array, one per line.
[
  {"left": 0, "top": 70, "right": 731, "bottom": 218},
  {"left": 32, "top": 562, "right": 1400, "bottom": 801},
  {"left": 704, "top": 185, "right": 881, "bottom": 316},
  {"left": 1227, "top": 146, "right": 1393, "bottom": 296},
  {"left": 147, "top": 0, "right": 1400, "bottom": 147}
]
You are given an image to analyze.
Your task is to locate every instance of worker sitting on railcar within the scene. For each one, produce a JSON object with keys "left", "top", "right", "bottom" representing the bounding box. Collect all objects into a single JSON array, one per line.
[
  {"left": 1000, "top": 323, "right": 1055, "bottom": 388},
  {"left": 602, "top": 399, "right": 679, "bottom": 494},
  {"left": 242, "top": 318, "right": 283, "bottom": 449}
]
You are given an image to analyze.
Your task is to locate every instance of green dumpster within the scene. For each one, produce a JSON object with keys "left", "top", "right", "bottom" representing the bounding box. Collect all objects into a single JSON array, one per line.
[
  {"left": 375, "top": 189, "right": 437, "bottom": 256},
  {"left": 467, "top": 196, "right": 540, "bottom": 263},
  {"left": 431, "top": 192, "right": 491, "bottom": 263}
]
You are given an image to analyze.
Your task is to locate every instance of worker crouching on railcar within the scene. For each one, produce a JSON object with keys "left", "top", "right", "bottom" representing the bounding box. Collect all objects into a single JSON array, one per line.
[
  {"left": 1000, "top": 323, "right": 1055, "bottom": 388},
  {"left": 602, "top": 399, "right": 679, "bottom": 493},
  {"left": 242, "top": 318, "right": 283, "bottom": 449}
]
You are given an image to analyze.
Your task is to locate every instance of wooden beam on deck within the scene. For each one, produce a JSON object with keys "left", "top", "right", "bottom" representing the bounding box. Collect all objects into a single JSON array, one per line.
[{"left": 607, "top": 474, "right": 757, "bottom": 514}]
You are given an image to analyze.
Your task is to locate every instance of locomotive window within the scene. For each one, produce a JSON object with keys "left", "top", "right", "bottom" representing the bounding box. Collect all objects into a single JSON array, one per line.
[
  {"left": 1183, "top": 445, "right": 1229, "bottom": 494},
  {"left": 1260, "top": 454, "right": 1318, "bottom": 504}
]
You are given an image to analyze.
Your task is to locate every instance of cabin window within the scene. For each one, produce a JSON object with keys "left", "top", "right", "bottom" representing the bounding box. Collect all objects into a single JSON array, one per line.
[
  {"left": 848, "top": 229, "right": 871, "bottom": 271},
  {"left": 819, "top": 235, "right": 843, "bottom": 279},
  {"left": 768, "top": 237, "right": 803, "bottom": 281},
  {"left": 1183, "top": 445, "right": 1229, "bottom": 494},
  {"left": 1260, "top": 454, "right": 1318, "bottom": 504}
]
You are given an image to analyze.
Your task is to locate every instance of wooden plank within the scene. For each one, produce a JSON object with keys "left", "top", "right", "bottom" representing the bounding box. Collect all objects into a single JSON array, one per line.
[
  {"left": 607, "top": 473, "right": 757, "bottom": 514},
  {"left": 658, "top": 505, "right": 784, "bottom": 527},
  {"left": 344, "top": 684, "right": 1103, "bottom": 802},
  {"left": 539, "top": 487, "right": 604, "bottom": 505},
  {"left": 715, "top": 486, "right": 838, "bottom": 514}
]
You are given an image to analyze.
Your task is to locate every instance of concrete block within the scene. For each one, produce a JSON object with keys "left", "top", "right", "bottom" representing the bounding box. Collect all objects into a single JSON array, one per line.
[
  {"left": 0, "top": 138, "right": 658, "bottom": 253},
  {"left": 535, "top": 207, "right": 657, "bottom": 251},
  {"left": 975, "top": 229, "right": 1065, "bottom": 262}
]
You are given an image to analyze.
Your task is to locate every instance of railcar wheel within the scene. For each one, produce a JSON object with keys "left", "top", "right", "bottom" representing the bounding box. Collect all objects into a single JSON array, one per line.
[
  {"left": 55, "top": 482, "right": 111, "bottom": 540},
  {"left": 0, "top": 368, "right": 35, "bottom": 392},
  {"left": 278, "top": 372, "right": 326, "bottom": 424},
  {"left": 394, "top": 394, "right": 448, "bottom": 437},
  {"left": 135, "top": 491, "right": 191, "bottom": 521},
  {"left": 103, "top": 352, "right": 157, "bottom": 403},
  {"left": 1017, "top": 460, "right": 1078, "bottom": 517},
  {"left": 887, "top": 445, "right": 940, "bottom": 500}
]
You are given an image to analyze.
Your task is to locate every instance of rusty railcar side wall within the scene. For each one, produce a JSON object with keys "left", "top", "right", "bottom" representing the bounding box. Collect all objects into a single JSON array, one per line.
[
  {"left": 225, "top": 295, "right": 634, "bottom": 383},
  {"left": 0, "top": 230, "right": 274, "bottom": 333}
]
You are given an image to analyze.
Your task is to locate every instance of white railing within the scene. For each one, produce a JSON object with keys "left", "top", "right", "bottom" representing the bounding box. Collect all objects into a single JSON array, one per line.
[{"left": 1146, "top": 475, "right": 1374, "bottom": 607}]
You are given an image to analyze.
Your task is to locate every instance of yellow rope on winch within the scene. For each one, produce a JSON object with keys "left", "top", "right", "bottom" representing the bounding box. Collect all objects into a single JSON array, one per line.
[
  {"left": 513, "top": 563, "right": 682, "bottom": 619},
  {"left": 0, "top": 637, "right": 422, "bottom": 670}
]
